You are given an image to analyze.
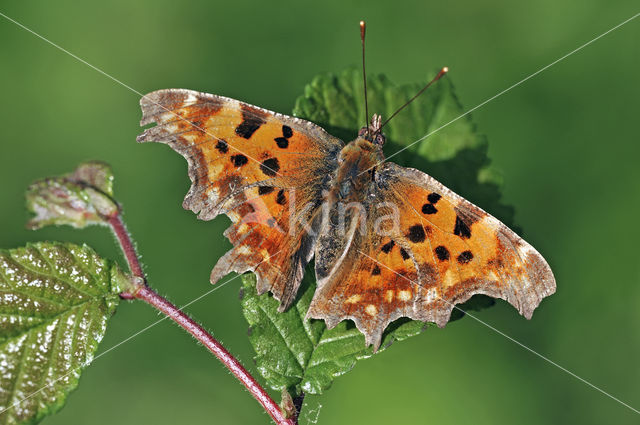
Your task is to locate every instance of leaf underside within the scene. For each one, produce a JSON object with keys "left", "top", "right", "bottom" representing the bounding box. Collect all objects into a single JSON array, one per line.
[
  {"left": 0, "top": 242, "right": 121, "bottom": 425},
  {"left": 242, "top": 69, "right": 508, "bottom": 396}
]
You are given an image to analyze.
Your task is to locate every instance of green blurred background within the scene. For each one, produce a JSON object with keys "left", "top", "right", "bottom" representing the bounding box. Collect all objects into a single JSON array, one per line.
[{"left": 1, "top": 1, "right": 639, "bottom": 424}]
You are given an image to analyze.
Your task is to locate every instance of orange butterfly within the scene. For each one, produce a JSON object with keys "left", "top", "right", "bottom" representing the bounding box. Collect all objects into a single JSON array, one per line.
[{"left": 137, "top": 28, "right": 555, "bottom": 350}]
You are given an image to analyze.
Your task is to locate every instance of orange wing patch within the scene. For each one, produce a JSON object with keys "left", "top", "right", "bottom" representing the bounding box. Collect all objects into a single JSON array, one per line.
[{"left": 138, "top": 89, "right": 343, "bottom": 308}]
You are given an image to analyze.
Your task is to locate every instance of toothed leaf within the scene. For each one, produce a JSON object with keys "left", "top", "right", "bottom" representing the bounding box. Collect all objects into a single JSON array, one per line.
[{"left": 0, "top": 242, "right": 123, "bottom": 425}]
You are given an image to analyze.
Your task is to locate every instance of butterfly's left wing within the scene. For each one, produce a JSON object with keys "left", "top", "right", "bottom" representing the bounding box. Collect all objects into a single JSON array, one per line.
[
  {"left": 138, "top": 89, "right": 343, "bottom": 308},
  {"left": 309, "top": 162, "right": 555, "bottom": 349}
]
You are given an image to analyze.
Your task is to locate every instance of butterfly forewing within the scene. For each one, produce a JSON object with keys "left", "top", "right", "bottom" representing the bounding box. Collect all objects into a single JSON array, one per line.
[{"left": 138, "top": 89, "right": 343, "bottom": 308}]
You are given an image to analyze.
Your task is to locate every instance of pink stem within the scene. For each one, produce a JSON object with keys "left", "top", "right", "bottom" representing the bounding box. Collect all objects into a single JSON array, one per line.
[
  {"left": 108, "top": 213, "right": 296, "bottom": 425},
  {"left": 108, "top": 214, "right": 144, "bottom": 278},
  {"left": 133, "top": 286, "right": 296, "bottom": 425}
]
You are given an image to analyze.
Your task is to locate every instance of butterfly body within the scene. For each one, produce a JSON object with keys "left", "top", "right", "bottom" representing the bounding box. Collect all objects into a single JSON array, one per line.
[
  {"left": 138, "top": 88, "right": 556, "bottom": 349},
  {"left": 328, "top": 136, "right": 382, "bottom": 201}
]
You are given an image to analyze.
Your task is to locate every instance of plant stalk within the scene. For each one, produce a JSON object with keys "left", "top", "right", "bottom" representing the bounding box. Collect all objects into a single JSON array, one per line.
[
  {"left": 132, "top": 286, "right": 296, "bottom": 425},
  {"left": 108, "top": 212, "right": 297, "bottom": 425},
  {"left": 108, "top": 214, "right": 144, "bottom": 278}
]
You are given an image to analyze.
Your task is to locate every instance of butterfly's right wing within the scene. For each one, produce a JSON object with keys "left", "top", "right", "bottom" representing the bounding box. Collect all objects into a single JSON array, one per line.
[
  {"left": 309, "top": 162, "right": 555, "bottom": 349},
  {"left": 138, "top": 89, "right": 343, "bottom": 309}
]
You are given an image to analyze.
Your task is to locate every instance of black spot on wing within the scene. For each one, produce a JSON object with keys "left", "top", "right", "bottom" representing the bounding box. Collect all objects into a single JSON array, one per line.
[
  {"left": 230, "top": 154, "right": 248, "bottom": 167},
  {"left": 371, "top": 265, "right": 381, "bottom": 275},
  {"left": 457, "top": 250, "right": 473, "bottom": 264},
  {"left": 454, "top": 216, "right": 472, "bottom": 239},
  {"left": 258, "top": 186, "right": 274, "bottom": 195},
  {"left": 400, "top": 248, "right": 410, "bottom": 260},
  {"left": 421, "top": 203, "right": 437, "bottom": 215},
  {"left": 260, "top": 158, "right": 280, "bottom": 176},
  {"left": 276, "top": 189, "right": 286, "bottom": 205},
  {"left": 282, "top": 125, "right": 293, "bottom": 138},
  {"left": 381, "top": 240, "right": 395, "bottom": 253},
  {"left": 235, "top": 118, "right": 264, "bottom": 139},
  {"left": 235, "top": 105, "right": 266, "bottom": 139},
  {"left": 215, "top": 139, "right": 228, "bottom": 154},
  {"left": 274, "top": 137, "right": 289, "bottom": 148},
  {"left": 434, "top": 246, "right": 450, "bottom": 261},
  {"left": 427, "top": 193, "right": 441, "bottom": 204},
  {"left": 275, "top": 125, "right": 293, "bottom": 148},
  {"left": 407, "top": 225, "right": 426, "bottom": 243}
]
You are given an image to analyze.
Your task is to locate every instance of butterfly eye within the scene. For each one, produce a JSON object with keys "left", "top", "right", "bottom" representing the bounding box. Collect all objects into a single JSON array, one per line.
[
  {"left": 372, "top": 132, "right": 386, "bottom": 147},
  {"left": 357, "top": 126, "right": 385, "bottom": 147}
]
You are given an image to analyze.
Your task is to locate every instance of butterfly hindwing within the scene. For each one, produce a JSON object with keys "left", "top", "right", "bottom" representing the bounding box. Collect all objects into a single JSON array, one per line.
[{"left": 138, "top": 89, "right": 343, "bottom": 308}]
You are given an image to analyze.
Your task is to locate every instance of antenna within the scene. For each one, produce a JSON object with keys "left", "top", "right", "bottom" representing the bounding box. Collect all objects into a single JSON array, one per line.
[
  {"left": 377, "top": 66, "right": 449, "bottom": 132},
  {"left": 359, "top": 20, "right": 370, "bottom": 137}
]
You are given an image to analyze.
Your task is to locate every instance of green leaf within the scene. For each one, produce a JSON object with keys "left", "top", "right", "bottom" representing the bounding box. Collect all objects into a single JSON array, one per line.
[
  {"left": 25, "top": 161, "right": 119, "bottom": 230},
  {"left": 241, "top": 272, "right": 425, "bottom": 395},
  {"left": 0, "top": 242, "right": 122, "bottom": 425},
  {"left": 294, "top": 68, "right": 514, "bottom": 226},
  {"left": 241, "top": 69, "right": 511, "bottom": 396},
  {"left": 242, "top": 272, "right": 492, "bottom": 396}
]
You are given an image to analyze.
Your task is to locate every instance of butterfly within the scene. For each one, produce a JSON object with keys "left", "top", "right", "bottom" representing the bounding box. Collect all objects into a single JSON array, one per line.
[{"left": 137, "top": 52, "right": 555, "bottom": 351}]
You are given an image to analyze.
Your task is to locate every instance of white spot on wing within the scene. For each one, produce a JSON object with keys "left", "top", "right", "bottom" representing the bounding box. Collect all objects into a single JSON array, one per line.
[
  {"left": 184, "top": 92, "right": 198, "bottom": 106},
  {"left": 365, "top": 304, "right": 378, "bottom": 316},
  {"left": 398, "top": 290, "right": 412, "bottom": 301},
  {"left": 424, "top": 288, "right": 438, "bottom": 303}
]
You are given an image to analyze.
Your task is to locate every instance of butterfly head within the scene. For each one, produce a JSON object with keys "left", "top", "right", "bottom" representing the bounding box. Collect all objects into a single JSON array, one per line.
[{"left": 358, "top": 113, "right": 386, "bottom": 148}]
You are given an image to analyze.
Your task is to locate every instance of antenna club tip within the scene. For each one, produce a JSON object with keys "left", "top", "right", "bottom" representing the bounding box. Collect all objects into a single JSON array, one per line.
[
  {"left": 359, "top": 20, "right": 366, "bottom": 37},
  {"left": 442, "top": 66, "right": 449, "bottom": 73}
]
